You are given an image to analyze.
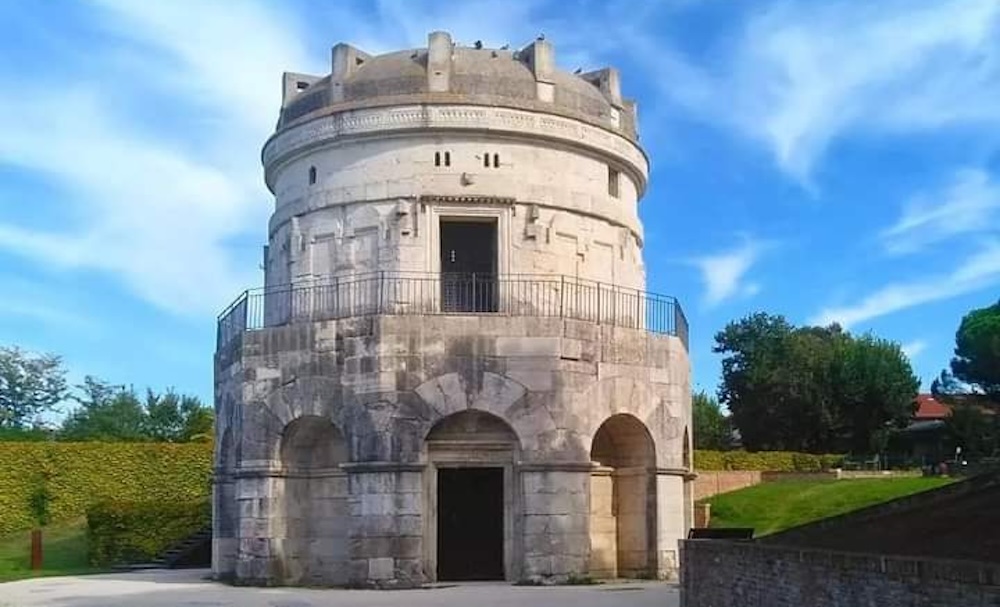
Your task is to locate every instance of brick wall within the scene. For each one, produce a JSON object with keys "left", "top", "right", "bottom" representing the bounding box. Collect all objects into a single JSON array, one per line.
[
  {"left": 693, "top": 471, "right": 838, "bottom": 501},
  {"left": 693, "top": 471, "right": 761, "bottom": 501},
  {"left": 681, "top": 540, "right": 1000, "bottom": 607}
]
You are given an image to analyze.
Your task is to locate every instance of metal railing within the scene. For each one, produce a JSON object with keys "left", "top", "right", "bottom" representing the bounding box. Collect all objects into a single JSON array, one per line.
[{"left": 217, "top": 272, "right": 687, "bottom": 349}]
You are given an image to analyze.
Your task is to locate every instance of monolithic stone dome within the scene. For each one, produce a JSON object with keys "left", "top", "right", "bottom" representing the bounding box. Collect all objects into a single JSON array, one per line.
[{"left": 278, "top": 35, "right": 638, "bottom": 140}]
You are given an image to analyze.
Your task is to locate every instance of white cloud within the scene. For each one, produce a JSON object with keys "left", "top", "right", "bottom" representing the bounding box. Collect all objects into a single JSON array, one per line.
[
  {"left": 810, "top": 240, "right": 1000, "bottom": 328},
  {"left": 901, "top": 340, "right": 928, "bottom": 360},
  {"left": 0, "top": 0, "right": 620, "bottom": 318},
  {"left": 0, "top": 1, "right": 312, "bottom": 316},
  {"left": 881, "top": 168, "right": 1000, "bottom": 254},
  {"left": 690, "top": 239, "right": 767, "bottom": 307},
  {"left": 633, "top": 0, "right": 1000, "bottom": 180}
]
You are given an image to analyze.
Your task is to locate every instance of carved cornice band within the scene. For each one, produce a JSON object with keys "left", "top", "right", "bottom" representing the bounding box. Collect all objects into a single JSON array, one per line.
[{"left": 262, "top": 104, "right": 649, "bottom": 195}]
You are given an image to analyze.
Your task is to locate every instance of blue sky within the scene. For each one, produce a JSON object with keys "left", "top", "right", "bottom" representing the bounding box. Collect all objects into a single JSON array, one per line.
[{"left": 1, "top": 0, "right": 999, "bottom": 411}]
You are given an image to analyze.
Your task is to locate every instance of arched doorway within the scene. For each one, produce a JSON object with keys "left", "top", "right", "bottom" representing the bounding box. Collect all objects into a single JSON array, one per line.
[
  {"left": 589, "top": 414, "right": 656, "bottom": 578},
  {"left": 425, "top": 410, "right": 520, "bottom": 582},
  {"left": 279, "top": 415, "right": 348, "bottom": 585}
]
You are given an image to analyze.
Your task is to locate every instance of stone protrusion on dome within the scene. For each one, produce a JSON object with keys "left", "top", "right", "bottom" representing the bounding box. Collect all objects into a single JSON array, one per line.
[
  {"left": 580, "top": 68, "right": 622, "bottom": 109},
  {"left": 518, "top": 37, "right": 555, "bottom": 84},
  {"left": 427, "top": 31, "right": 453, "bottom": 93},
  {"left": 518, "top": 37, "right": 555, "bottom": 103},
  {"left": 330, "top": 42, "right": 372, "bottom": 103},
  {"left": 281, "top": 72, "right": 322, "bottom": 107}
]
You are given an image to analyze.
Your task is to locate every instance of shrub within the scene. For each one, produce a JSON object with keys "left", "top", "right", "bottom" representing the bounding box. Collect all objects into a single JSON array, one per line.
[
  {"left": 695, "top": 449, "right": 844, "bottom": 471},
  {"left": 0, "top": 442, "right": 212, "bottom": 534},
  {"left": 86, "top": 499, "right": 210, "bottom": 566}
]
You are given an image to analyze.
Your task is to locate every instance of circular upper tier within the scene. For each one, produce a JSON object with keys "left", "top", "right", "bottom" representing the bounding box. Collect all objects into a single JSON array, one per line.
[{"left": 276, "top": 33, "right": 639, "bottom": 142}]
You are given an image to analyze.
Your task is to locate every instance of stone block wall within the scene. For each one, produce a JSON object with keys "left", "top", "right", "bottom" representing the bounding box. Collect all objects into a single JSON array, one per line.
[
  {"left": 214, "top": 313, "right": 691, "bottom": 586},
  {"left": 680, "top": 540, "right": 1000, "bottom": 607},
  {"left": 346, "top": 467, "right": 423, "bottom": 587},
  {"left": 521, "top": 467, "right": 590, "bottom": 579}
]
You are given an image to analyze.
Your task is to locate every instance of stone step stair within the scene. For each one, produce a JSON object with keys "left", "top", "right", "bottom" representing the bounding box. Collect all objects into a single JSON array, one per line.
[{"left": 150, "top": 526, "right": 213, "bottom": 569}]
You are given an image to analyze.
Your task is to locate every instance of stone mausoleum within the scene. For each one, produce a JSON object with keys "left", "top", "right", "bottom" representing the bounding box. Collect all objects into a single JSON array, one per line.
[{"left": 213, "top": 31, "right": 692, "bottom": 587}]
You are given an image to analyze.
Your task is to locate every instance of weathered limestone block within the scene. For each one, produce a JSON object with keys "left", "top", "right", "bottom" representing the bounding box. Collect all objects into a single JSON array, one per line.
[{"left": 345, "top": 468, "right": 425, "bottom": 588}]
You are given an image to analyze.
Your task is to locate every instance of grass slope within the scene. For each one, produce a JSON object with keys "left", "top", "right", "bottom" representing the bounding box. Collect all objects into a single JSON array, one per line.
[
  {"left": 0, "top": 521, "right": 99, "bottom": 582},
  {"left": 705, "top": 477, "right": 954, "bottom": 536}
]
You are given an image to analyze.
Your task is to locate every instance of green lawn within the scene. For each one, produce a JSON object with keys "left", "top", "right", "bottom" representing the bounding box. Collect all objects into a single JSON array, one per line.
[
  {"left": 0, "top": 521, "right": 101, "bottom": 582},
  {"left": 704, "top": 477, "right": 955, "bottom": 536}
]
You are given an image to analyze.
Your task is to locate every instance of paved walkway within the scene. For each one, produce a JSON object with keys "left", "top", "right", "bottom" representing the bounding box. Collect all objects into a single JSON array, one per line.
[{"left": 1, "top": 569, "right": 679, "bottom": 607}]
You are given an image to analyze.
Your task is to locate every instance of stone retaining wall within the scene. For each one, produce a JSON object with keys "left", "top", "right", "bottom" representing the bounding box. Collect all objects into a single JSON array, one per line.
[{"left": 680, "top": 540, "right": 1000, "bottom": 607}]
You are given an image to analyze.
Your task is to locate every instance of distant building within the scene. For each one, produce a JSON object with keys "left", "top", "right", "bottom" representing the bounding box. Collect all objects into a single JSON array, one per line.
[
  {"left": 213, "top": 32, "right": 693, "bottom": 587},
  {"left": 913, "top": 394, "right": 952, "bottom": 422}
]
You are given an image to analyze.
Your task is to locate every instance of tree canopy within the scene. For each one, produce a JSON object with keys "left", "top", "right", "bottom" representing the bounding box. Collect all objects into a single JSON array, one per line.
[
  {"left": 932, "top": 299, "right": 1000, "bottom": 458},
  {"left": 0, "top": 346, "right": 67, "bottom": 429},
  {"left": 714, "top": 313, "right": 918, "bottom": 454},
  {"left": 692, "top": 390, "right": 731, "bottom": 450},
  {"left": 60, "top": 377, "right": 212, "bottom": 442},
  {"left": 949, "top": 299, "right": 1000, "bottom": 400}
]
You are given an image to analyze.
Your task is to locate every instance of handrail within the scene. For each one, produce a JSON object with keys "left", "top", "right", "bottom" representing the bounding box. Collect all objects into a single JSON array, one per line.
[{"left": 216, "top": 272, "right": 688, "bottom": 350}]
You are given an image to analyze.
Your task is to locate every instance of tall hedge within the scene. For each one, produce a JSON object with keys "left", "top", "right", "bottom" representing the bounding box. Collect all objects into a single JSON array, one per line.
[
  {"left": 695, "top": 450, "right": 844, "bottom": 471},
  {"left": 87, "top": 499, "right": 210, "bottom": 566},
  {"left": 0, "top": 442, "right": 212, "bottom": 534}
]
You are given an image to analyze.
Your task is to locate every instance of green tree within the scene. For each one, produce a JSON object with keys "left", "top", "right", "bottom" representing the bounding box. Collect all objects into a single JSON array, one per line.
[
  {"left": 835, "top": 335, "right": 919, "bottom": 453},
  {"left": 776, "top": 325, "right": 849, "bottom": 452},
  {"left": 145, "top": 389, "right": 213, "bottom": 442},
  {"left": 60, "top": 377, "right": 147, "bottom": 441},
  {"left": 714, "top": 314, "right": 918, "bottom": 453},
  {"left": 60, "top": 377, "right": 212, "bottom": 442},
  {"left": 946, "top": 404, "right": 999, "bottom": 458},
  {"left": 949, "top": 299, "right": 1000, "bottom": 400},
  {"left": 692, "top": 391, "right": 730, "bottom": 450},
  {"left": 933, "top": 300, "right": 1000, "bottom": 458},
  {"left": 0, "top": 346, "right": 68, "bottom": 428},
  {"left": 714, "top": 312, "right": 794, "bottom": 451}
]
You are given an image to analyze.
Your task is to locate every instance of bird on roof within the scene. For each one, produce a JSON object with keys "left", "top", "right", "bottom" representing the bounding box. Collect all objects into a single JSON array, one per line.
[
  {"left": 574, "top": 68, "right": 582, "bottom": 74},
  {"left": 538, "top": 33, "right": 545, "bottom": 41},
  {"left": 474, "top": 40, "right": 483, "bottom": 49}
]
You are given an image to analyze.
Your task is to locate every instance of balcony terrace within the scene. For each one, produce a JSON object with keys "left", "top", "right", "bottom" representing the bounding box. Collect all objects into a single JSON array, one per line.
[{"left": 217, "top": 272, "right": 687, "bottom": 350}]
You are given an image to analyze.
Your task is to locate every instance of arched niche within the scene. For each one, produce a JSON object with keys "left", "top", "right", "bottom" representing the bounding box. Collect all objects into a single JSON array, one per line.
[
  {"left": 281, "top": 415, "right": 347, "bottom": 471},
  {"left": 589, "top": 414, "right": 656, "bottom": 579},
  {"left": 277, "top": 415, "right": 349, "bottom": 585}
]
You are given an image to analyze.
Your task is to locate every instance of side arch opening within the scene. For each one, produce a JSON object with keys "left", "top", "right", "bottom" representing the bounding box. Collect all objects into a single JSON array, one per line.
[{"left": 589, "top": 414, "right": 656, "bottom": 579}]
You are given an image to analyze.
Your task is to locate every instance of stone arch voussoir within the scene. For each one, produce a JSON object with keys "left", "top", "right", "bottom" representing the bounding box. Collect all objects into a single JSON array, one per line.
[
  {"left": 415, "top": 371, "right": 530, "bottom": 452},
  {"left": 583, "top": 377, "right": 672, "bottom": 468}
]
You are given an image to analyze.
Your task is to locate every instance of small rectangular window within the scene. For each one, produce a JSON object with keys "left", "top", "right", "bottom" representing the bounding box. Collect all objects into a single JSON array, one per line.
[
  {"left": 444, "top": 151, "right": 451, "bottom": 167},
  {"left": 435, "top": 152, "right": 441, "bottom": 167},
  {"left": 493, "top": 153, "right": 500, "bottom": 168},
  {"left": 483, "top": 153, "right": 490, "bottom": 168},
  {"left": 608, "top": 166, "right": 620, "bottom": 198}
]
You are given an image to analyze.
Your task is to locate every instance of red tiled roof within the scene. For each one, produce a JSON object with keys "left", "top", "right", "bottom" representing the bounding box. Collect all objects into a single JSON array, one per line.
[{"left": 914, "top": 394, "right": 952, "bottom": 420}]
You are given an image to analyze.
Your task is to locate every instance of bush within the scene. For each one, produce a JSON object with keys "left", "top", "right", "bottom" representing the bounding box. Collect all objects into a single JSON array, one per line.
[
  {"left": 87, "top": 499, "right": 210, "bottom": 566},
  {"left": 0, "top": 442, "right": 212, "bottom": 534},
  {"left": 695, "top": 449, "right": 844, "bottom": 471}
]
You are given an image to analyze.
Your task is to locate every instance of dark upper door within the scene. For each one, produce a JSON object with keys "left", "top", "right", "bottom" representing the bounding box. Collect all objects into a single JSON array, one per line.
[{"left": 440, "top": 221, "right": 497, "bottom": 312}]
